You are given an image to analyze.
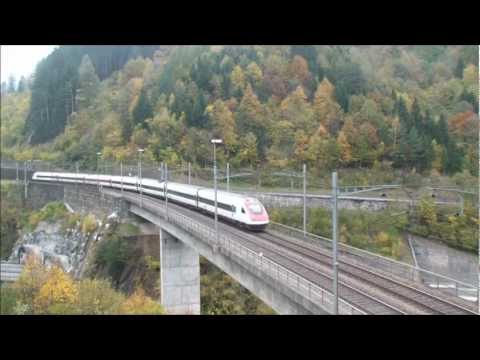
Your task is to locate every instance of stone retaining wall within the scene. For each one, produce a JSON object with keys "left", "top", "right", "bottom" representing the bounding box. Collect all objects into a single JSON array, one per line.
[
  {"left": 249, "top": 192, "right": 405, "bottom": 211},
  {"left": 63, "top": 184, "right": 129, "bottom": 218},
  {"left": 27, "top": 182, "right": 65, "bottom": 210}
]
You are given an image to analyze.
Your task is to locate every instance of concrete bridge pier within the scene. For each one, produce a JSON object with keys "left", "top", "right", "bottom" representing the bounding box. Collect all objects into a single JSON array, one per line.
[{"left": 160, "top": 229, "right": 201, "bottom": 314}]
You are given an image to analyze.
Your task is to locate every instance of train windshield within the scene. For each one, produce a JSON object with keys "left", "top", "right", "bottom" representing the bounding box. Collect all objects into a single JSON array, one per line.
[{"left": 245, "top": 199, "right": 263, "bottom": 214}]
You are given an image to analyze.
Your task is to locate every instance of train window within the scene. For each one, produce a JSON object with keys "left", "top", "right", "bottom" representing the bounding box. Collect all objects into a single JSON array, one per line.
[
  {"left": 241, "top": 207, "right": 245, "bottom": 214},
  {"left": 246, "top": 199, "right": 263, "bottom": 214}
]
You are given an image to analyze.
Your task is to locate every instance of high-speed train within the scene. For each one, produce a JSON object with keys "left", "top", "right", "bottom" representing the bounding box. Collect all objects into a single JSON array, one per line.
[{"left": 32, "top": 171, "right": 269, "bottom": 231}]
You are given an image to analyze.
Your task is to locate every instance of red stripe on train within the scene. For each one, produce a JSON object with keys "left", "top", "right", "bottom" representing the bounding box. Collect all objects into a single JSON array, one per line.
[{"left": 249, "top": 212, "right": 269, "bottom": 221}]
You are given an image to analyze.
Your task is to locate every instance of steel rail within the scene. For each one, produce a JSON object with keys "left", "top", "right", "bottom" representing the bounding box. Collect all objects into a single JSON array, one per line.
[
  {"left": 268, "top": 221, "right": 478, "bottom": 304},
  {"left": 260, "top": 231, "right": 476, "bottom": 315},
  {"left": 220, "top": 227, "right": 407, "bottom": 314}
]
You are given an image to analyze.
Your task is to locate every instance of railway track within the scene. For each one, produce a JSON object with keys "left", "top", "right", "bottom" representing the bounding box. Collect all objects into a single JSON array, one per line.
[
  {"left": 222, "top": 226, "right": 406, "bottom": 314},
  {"left": 177, "top": 201, "right": 476, "bottom": 314},
  {"left": 133, "top": 194, "right": 411, "bottom": 314},
  {"left": 259, "top": 230, "right": 476, "bottom": 315},
  {"left": 121, "top": 192, "right": 400, "bottom": 314}
]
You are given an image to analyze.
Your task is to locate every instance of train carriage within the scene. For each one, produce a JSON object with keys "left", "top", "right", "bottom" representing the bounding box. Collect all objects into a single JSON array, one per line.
[{"left": 32, "top": 171, "right": 269, "bottom": 231}]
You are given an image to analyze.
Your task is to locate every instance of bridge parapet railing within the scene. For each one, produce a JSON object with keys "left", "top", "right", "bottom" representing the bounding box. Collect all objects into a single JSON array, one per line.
[
  {"left": 268, "top": 222, "right": 478, "bottom": 304},
  {"left": 0, "top": 160, "right": 18, "bottom": 169},
  {"left": 220, "top": 233, "right": 365, "bottom": 315},
  {"left": 125, "top": 193, "right": 365, "bottom": 314}
]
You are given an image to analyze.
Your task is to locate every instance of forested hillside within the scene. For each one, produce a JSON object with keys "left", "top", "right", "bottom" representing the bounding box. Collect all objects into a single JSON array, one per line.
[{"left": 1, "top": 45, "right": 478, "bottom": 177}]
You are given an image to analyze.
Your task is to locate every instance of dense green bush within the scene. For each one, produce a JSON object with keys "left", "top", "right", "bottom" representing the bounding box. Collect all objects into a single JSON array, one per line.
[
  {"left": 75, "top": 278, "right": 125, "bottom": 314},
  {"left": 61, "top": 213, "right": 82, "bottom": 233},
  {"left": 0, "top": 285, "right": 21, "bottom": 314},
  {"left": 200, "top": 258, "right": 275, "bottom": 315},
  {"left": 271, "top": 197, "right": 478, "bottom": 258},
  {"left": 116, "top": 223, "right": 139, "bottom": 237},
  {"left": 409, "top": 199, "right": 478, "bottom": 252},
  {"left": 25, "top": 202, "right": 69, "bottom": 231},
  {"left": 270, "top": 207, "right": 409, "bottom": 260},
  {"left": 81, "top": 214, "right": 98, "bottom": 235},
  {"left": 0, "top": 183, "right": 29, "bottom": 259},
  {"left": 95, "top": 234, "right": 132, "bottom": 283}
]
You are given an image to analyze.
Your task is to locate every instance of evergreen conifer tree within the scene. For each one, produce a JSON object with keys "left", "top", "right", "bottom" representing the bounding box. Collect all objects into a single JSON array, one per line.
[
  {"left": 435, "top": 114, "right": 449, "bottom": 146},
  {"left": 455, "top": 58, "right": 465, "bottom": 78},
  {"left": 17, "top": 76, "right": 27, "bottom": 92},
  {"left": 132, "top": 88, "right": 153, "bottom": 128},
  {"left": 7, "top": 75, "right": 16, "bottom": 92},
  {"left": 77, "top": 55, "right": 100, "bottom": 108}
]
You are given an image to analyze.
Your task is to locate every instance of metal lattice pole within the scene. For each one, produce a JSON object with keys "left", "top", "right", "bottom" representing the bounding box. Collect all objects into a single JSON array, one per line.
[
  {"left": 165, "top": 163, "right": 169, "bottom": 219},
  {"left": 120, "top": 162, "right": 124, "bottom": 194},
  {"left": 459, "top": 193, "right": 464, "bottom": 216},
  {"left": 101, "top": 160, "right": 104, "bottom": 204},
  {"left": 159, "top": 229, "right": 164, "bottom": 306},
  {"left": 158, "top": 162, "right": 163, "bottom": 183},
  {"left": 214, "top": 143, "right": 219, "bottom": 248},
  {"left": 139, "top": 151, "right": 143, "bottom": 208},
  {"left": 303, "top": 163, "right": 307, "bottom": 238},
  {"left": 76, "top": 162, "right": 79, "bottom": 200},
  {"left": 23, "top": 161, "right": 27, "bottom": 200},
  {"left": 226, "top": 162, "right": 230, "bottom": 192},
  {"left": 96, "top": 152, "right": 101, "bottom": 198},
  {"left": 332, "top": 171, "right": 339, "bottom": 315}
]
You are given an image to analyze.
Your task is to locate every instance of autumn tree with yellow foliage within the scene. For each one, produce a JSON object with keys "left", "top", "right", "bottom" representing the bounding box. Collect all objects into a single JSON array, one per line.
[
  {"left": 313, "top": 78, "right": 343, "bottom": 133},
  {"left": 280, "top": 86, "right": 315, "bottom": 133},
  {"left": 417, "top": 197, "right": 438, "bottom": 227},
  {"left": 34, "top": 265, "right": 78, "bottom": 314},
  {"left": 337, "top": 130, "right": 353, "bottom": 165},
  {"left": 236, "top": 84, "right": 269, "bottom": 162},
  {"left": 8, "top": 257, "right": 165, "bottom": 315},
  {"left": 76, "top": 278, "right": 125, "bottom": 315},
  {"left": 14, "top": 256, "right": 49, "bottom": 312},
  {"left": 245, "top": 62, "right": 263, "bottom": 88},
  {"left": 117, "top": 288, "right": 164, "bottom": 315},
  {"left": 304, "top": 130, "right": 340, "bottom": 170},
  {"left": 206, "top": 100, "right": 239, "bottom": 159},
  {"left": 231, "top": 65, "right": 246, "bottom": 95}
]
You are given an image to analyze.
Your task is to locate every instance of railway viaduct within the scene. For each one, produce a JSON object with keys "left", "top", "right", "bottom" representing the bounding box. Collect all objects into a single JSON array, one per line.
[{"left": 1, "top": 162, "right": 478, "bottom": 315}]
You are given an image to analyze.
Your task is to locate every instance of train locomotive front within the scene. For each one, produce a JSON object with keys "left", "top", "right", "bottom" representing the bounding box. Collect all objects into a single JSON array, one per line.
[{"left": 239, "top": 197, "right": 269, "bottom": 231}]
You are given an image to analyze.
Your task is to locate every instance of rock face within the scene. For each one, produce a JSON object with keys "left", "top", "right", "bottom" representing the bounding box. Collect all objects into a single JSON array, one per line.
[{"left": 9, "top": 220, "right": 99, "bottom": 278}]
